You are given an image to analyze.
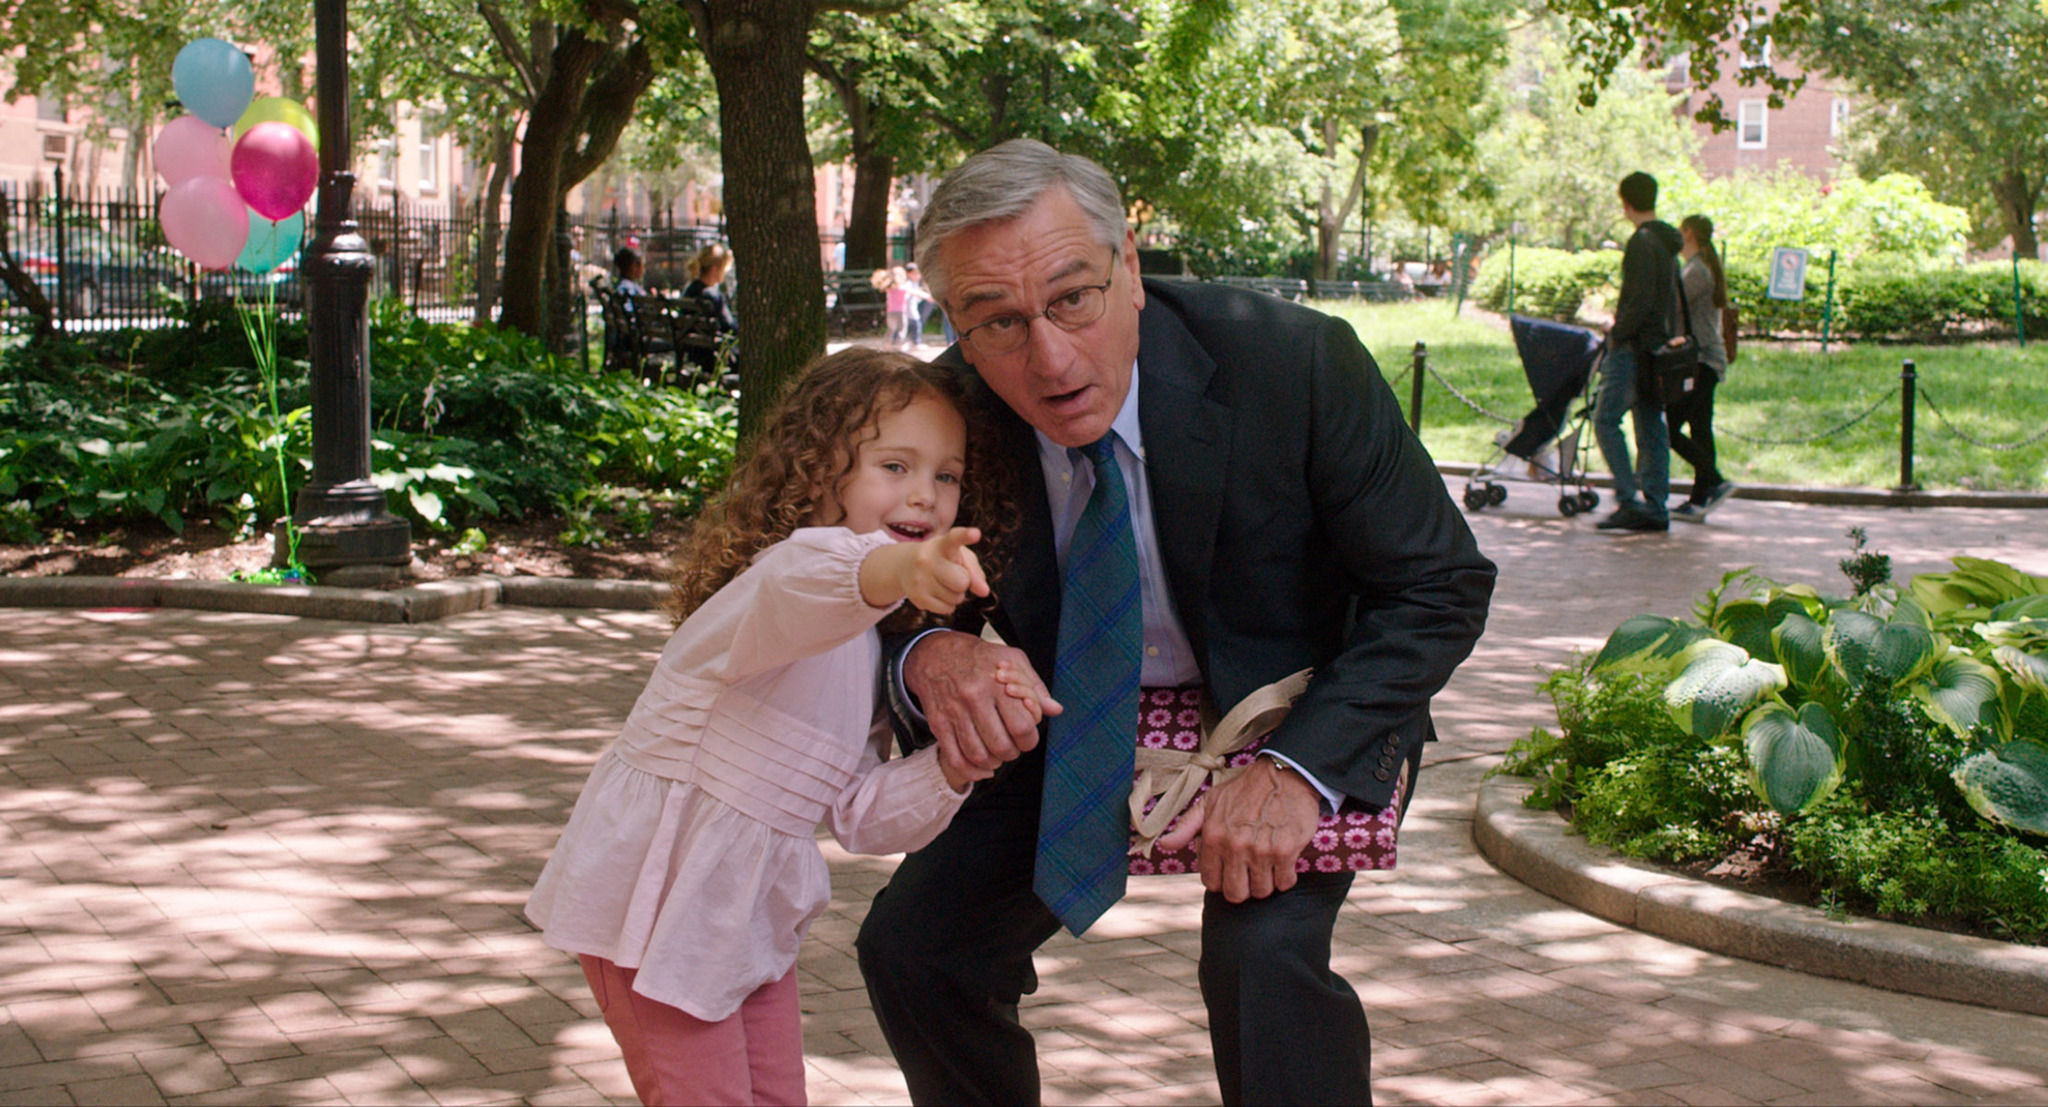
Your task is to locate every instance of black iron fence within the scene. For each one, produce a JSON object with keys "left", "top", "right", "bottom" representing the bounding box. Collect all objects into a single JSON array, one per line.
[{"left": 0, "top": 177, "right": 744, "bottom": 334}]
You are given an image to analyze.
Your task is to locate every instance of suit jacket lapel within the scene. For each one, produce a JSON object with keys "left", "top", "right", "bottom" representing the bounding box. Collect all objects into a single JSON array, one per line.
[{"left": 1136, "top": 294, "right": 1231, "bottom": 673}]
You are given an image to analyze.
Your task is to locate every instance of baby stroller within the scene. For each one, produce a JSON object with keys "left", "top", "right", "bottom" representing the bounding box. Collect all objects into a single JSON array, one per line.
[{"left": 1462, "top": 314, "right": 1604, "bottom": 516}]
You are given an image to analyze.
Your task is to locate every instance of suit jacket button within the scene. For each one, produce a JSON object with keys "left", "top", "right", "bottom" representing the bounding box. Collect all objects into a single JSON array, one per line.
[{"left": 1374, "top": 768, "right": 1392, "bottom": 781}]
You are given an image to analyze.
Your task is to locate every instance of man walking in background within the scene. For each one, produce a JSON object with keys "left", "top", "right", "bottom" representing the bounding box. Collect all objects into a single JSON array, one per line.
[{"left": 1593, "top": 171, "right": 1683, "bottom": 532}]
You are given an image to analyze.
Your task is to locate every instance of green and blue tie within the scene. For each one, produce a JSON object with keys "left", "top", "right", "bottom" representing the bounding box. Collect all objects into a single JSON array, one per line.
[{"left": 1035, "top": 434, "right": 1143, "bottom": 935}]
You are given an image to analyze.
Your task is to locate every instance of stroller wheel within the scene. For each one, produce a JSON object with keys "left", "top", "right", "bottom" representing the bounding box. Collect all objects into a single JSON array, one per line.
[
  {"left": 1463, "top": 486, "right": 1489, "bottom": 511},
  {"left": 1559, "top": 495, "right": 1580, "bottom": 517},
  {"left": 1487, "top": 483, "right": 1508, "bottom": 506},
  {"left": 1577, "top": 490, "right": 1600, "bottom": 512}
]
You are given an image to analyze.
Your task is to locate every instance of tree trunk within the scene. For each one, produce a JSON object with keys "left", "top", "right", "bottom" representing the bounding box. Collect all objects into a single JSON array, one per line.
[
  {"left": 846, "top": 148, "right": 895, "bottom": 272},
  {"left": 1315, "top": 120, "right": 1374, "bottom": 283},
  {"left": 1993, "top": 170, "right": 2042, "bottom": 260},
  {"left": 811, "top": 56, "right": 893, "bottom": 273},
  {"left": 473, "top": 127, "right": 515, "bottom": 327},
  {"left": 0, "top": 205, "right": 56, "bottom": 339},
  {"left": 698, "top": 0, "right": 828, "bottom": 439},
  {"left": 500, "top": 28, "right": 607, "bottom": 338}
]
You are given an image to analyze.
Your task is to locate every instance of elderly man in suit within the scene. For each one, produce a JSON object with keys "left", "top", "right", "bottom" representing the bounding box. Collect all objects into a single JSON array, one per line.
[{"left": 855, "top": 139, "right": 1495, "bottom": 1106}]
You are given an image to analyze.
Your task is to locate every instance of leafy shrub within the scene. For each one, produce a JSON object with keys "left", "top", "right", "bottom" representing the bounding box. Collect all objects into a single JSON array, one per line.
[
  {"left": 0, "top": 302, "right": 737, "bottom": 538},
  {"left": 1497, "top": 542, "right": 2048, "bottom": 943},
  {"left": 1470, "top": 246, "right": 1619, "bottom": 321},
  {"left": 1663, "top": 170, "right": 1972, "bottom": 266}
]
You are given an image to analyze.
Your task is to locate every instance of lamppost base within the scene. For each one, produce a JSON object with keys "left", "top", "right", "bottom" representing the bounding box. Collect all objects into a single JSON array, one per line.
[{"left": 271, "top": 518, "right": 413, "bottom": 570}]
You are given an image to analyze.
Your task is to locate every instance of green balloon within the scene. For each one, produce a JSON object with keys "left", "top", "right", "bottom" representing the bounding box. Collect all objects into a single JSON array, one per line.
[{"left": 233, "top": 97, "right": 319, "bottom": 150}]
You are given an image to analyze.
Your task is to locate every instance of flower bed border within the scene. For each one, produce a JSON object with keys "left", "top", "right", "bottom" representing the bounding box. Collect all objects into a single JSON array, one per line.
[{"left": 1475, "top": 775, "right": 2048, "bottom": 1017}]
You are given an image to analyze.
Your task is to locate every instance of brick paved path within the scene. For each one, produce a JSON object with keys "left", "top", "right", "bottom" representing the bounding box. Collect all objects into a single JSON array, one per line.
[{"left": 5, "top": 491, "right": 2048, "bottom": 1105}]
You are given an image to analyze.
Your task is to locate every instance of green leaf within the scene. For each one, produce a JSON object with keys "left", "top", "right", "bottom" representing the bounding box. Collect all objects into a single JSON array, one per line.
[
  {"left": 1825, "top": 610, "right": 1935, "bottom": 686},
  {"left": 1952, "top": 741, "right": 2048, "bottom": 836},
  {"left": 1593, "top": 614, "right": 1708, "bottom": 676},
  {"left": 1993, "top": 646, "right": 2048, "bottom": 698},
  {"left": 1990, "top": 594, "right": 2048, "bottom": 621},
  {"left": 1742, "top": 702, "right": 1845, "bottom": 816},
  {"left": 1665, "top": 639, "right": 1788, "bottom": 739},
  {"left": 1976, "top": 619, "right": 2048, "bottom": 652},
  {"left": 1771, "top": 612, "right": 1828, "bottom": 690},
  {"left": 408, "top": 488, "right": 445, "bottom": 523},
  {"left": 1914, "top": 652, "right": 2006, "bottom": 738}
]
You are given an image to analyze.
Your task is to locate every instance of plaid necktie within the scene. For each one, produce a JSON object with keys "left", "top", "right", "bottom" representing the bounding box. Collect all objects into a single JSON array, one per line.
[{"left": 1034, "top": 434, "right": 1142, "bottom": 935}]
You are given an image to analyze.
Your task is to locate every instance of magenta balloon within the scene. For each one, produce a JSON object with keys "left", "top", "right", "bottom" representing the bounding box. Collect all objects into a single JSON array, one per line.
[
  {"left": 154, "top": 116, "right": 231, "bottom": 187},
  {"left": 161, "top": 177, "right": 250, "bottom": 270},
  {"left": 230, "top": 122, "right": 319, "bottom": 222}
]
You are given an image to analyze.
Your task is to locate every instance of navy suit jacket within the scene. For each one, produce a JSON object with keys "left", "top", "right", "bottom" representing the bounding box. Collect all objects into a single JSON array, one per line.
[{"left": 929, "top": 279, "right": 1495, "bottom": 810}]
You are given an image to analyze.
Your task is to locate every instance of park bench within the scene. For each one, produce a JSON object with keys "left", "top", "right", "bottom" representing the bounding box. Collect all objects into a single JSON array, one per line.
[
  {"left": 1214, "top": 275, "right": 1311, "bottom": 301},
  {"left": 826, "top": 271, "right": 886, "bottom": 336}
]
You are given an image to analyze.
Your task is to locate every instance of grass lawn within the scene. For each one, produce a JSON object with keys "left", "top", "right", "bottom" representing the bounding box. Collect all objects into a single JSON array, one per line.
[{"left": 1321, "top": 299, "right": 2048, "bottom": 492}]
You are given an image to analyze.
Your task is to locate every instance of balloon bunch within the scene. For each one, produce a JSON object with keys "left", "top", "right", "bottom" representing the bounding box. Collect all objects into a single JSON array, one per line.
[{"left": 154, "top": 39, "right": 317, "bottom": 275}]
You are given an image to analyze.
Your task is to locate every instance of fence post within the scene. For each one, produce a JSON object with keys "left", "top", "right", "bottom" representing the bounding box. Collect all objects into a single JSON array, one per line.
[
  {"left": 52, "top": 165, "right": 67, "bottom": 325},
  {"left": 1820, "top": 249, "right": 1838, "bottom": 354},
  {"left": 1409, "top": 341, "right": 1427, "bottom": 434},
  {"left": 2014, "top": 255, "right": 2028, "bottom": 348},
  {"left": 1896, "top": 358, "right": 1918, "bottom": 492}
]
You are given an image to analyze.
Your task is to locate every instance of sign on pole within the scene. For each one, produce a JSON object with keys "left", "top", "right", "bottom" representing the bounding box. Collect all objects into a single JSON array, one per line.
[{"left": 1767, "top": 247, "right": 1810, "bottom": 300}]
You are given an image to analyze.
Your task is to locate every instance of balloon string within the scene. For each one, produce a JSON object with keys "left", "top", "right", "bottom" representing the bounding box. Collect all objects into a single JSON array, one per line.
[{"left": 234, "top": 281, "right": 305, "bottom": 578}]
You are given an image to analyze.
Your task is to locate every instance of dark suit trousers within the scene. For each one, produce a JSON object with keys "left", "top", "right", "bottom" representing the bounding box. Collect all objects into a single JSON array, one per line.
[{"left": 856, "top": 755, "right": 1374, "bottom": 1106}]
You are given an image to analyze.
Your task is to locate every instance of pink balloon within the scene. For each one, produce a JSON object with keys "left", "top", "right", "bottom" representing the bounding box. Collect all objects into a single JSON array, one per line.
[
  {"left": 161, "top": 177, "right": 250, "bottom": 270},
  {"left": 230, "top": 121, "right": 318, "bottom": 222},
  {"left": 154, "top": 116, "right": 231, "bottom": 188}
]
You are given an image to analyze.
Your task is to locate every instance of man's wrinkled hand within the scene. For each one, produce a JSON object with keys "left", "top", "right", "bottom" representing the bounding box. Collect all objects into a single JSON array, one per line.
[
  {"left": 1185, "top": 758, "right": 1321, "bottom": 902},
  {"left": 904, "top": 631, "right": 1059, "bottom": 779}
]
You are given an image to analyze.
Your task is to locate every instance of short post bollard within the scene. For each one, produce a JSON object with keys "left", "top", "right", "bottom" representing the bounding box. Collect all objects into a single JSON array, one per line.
[
  {"left": 1896, "top": 358, "right": 1918, "bottom": 492},
  {"left": 1409, "top": 341, "right": 1427, "bottom": 434}
]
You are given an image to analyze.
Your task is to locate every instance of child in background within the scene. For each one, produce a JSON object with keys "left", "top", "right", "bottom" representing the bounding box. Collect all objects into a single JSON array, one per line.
[{"left": 526, "top": 348, "right": 1048, "bottom": 1105}]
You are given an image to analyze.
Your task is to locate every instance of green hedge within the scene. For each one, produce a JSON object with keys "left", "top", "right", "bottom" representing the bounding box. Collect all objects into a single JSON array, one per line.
[
  {"left": 1478, "top": 247, "right": 2048, "bottom": 342},
  {"left": 1470, "top": 246, "right": 1619, "bottom": 321}
]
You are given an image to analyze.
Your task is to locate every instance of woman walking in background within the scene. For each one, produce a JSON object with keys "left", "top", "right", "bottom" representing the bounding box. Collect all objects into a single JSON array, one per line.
[{"left": 1668, "top": 215, "right": 1736, "bottom": 522}]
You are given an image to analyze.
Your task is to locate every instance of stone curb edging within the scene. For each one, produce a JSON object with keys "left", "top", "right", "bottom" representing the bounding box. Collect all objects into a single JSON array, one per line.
[
  {"left": 1473, "top": 775, "right": 2048, "bottom": 1018},
  {"left": 1435, "top": 461, "right": 2048, "bottom": 509},
  {"left": 0, "top": 574, "right": 669, "bottom": 624}
]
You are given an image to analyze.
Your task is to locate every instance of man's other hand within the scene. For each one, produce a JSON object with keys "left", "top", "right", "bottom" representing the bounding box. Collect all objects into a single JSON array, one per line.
[{"left": 1171, "top": 758, "right": 1321, "bottom": 902}]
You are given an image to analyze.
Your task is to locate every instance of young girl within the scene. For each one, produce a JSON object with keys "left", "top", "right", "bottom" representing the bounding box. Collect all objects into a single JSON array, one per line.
[{"left": 526, "top": 348, "right": 1030, "bottom": 1106}]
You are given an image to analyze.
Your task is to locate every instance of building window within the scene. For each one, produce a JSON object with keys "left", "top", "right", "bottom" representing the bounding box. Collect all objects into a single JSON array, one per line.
[
  {"left": 36, "top": 95, "right": 65, "bottom": 123},
  {"left": 418, "top": 124, "right": 438, "bottom": 192},
  {"left": 1831, "top": 97, "right": 1851, "bottom": 138},
  {"left": 1738, "top": 100, "right": 1768, "bottom": 149},
  {"left": 377, "top": 135, "right": 398, "bottom": 188}
]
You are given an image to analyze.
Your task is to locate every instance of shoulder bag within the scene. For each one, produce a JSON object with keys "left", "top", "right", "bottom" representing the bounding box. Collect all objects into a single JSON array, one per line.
[{"left": 1649, "top": 267, "right": 1703, "bottom": 405}]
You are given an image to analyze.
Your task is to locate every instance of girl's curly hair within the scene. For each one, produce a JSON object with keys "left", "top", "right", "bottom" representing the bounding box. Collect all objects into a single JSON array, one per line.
[{"left": 665, "top": 347, "right": 1014, "bottom": 628}]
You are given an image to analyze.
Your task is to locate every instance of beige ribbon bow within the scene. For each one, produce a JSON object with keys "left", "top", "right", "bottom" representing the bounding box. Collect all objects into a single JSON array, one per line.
[{"left": 1127, "top": 669, "right": 1313, "bottom": 859}]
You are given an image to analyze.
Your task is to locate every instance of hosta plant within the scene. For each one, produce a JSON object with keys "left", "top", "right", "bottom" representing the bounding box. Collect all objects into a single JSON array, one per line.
[{"left": 1591, "top": 559, "right": 2048, "bottom": 835}]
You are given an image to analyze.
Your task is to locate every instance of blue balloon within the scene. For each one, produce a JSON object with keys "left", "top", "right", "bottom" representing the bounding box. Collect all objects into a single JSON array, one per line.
[
  {"left": 235, "top": 209, "right": 304, "bottom": 274},
  {"left": 173, "top": 39, "right": 255, "bottom": 130}
]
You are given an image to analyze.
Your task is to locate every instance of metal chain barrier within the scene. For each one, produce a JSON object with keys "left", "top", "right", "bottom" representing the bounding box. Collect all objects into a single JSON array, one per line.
[
  {"left": 1422, "top": 360, "right": 1519, "bottom": 425},
  {"left": 1718, "top": 386, "right": 1898, "bottom": 446},
  {"left": 1916, "top": 386, "right": 2048, "bottom": 452}
]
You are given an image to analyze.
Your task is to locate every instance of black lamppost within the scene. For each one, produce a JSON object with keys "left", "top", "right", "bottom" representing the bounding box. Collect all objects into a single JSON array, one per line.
[{"left": 279, "top": 0, "right": 411, "bottom": 574}]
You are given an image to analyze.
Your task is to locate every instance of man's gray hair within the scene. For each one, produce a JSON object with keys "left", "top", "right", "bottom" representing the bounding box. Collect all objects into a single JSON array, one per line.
[{"left": 914, "top": 139, "right": 1127, "bottom": 303}]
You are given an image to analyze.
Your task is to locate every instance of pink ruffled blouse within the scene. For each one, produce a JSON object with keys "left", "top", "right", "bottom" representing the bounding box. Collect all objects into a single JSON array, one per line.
[{"left": 525, "top": 527, "right": 966, "bottom": 1020}]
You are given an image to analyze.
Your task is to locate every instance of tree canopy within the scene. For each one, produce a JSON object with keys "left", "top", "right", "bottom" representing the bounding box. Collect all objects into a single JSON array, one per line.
[{"left": 1786, "top": 0, "right": 2048, "bottom": 258}]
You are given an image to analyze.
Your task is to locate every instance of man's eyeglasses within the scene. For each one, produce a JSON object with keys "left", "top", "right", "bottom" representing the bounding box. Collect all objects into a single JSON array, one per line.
[{"left": 955, "top": 252, "right": 1118, "bottom": 356}]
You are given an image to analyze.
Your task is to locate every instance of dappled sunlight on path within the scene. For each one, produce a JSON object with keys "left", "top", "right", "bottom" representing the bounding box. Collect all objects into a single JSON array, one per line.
[{"left": 2, "top": 485, "right": 2046, "bottom": 1103}]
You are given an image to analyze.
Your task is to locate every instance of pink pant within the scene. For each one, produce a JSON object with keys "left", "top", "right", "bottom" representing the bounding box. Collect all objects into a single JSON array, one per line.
[{"left": 579, "top": 955, "right": 806, "bottom": 1106}]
